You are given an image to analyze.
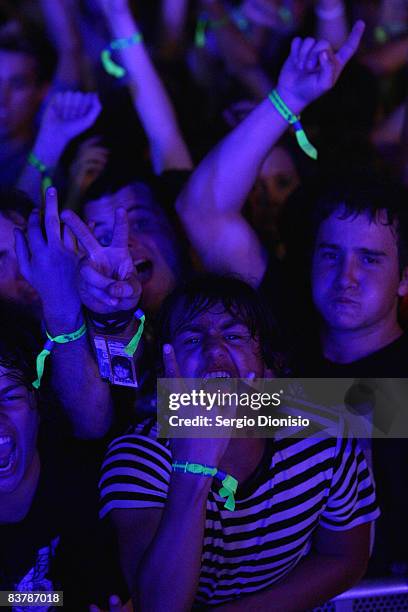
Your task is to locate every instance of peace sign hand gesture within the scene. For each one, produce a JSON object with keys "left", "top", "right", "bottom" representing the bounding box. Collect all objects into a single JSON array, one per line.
[{"left": 61, "top": 208, "right": 142, "bottom": 314}]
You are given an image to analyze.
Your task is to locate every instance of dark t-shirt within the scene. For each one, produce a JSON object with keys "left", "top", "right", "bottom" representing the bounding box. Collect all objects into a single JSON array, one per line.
[
  {"left": 294, "top": 333, "right": 408, "bottom": 576},
  {"left": 0, "top": 422, "right": 127, "bottom": 611}
]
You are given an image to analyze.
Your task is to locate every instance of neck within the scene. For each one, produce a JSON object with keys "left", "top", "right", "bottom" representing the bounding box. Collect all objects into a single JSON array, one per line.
[
  {"left": 0, "top": 451, "right": 40, "bottom": 523},
  {"left": 321, "top": 317, "right": 403, "bottom": 364}
]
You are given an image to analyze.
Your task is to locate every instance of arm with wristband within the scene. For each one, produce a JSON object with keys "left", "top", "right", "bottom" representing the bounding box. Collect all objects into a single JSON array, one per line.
[
  {"left": 176, "top": 22, "right": 365, "bottom": 287},
  {"left": 97, "top": 0, "right": 192, "bottom": 174},
  {"left": 15, "top": 187, "right": 114, "bottom": 438},
  {"left": 110, "top": 344, "right": 231, "bottom": 611},
  {"left": 17, "top": 91, "right": 101, "bottom": 206}
]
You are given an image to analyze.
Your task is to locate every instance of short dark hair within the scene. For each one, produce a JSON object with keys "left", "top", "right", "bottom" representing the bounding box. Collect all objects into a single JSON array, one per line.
[
  {"left": 311, "top": 176, "right": 408, "bottom": 272},
  {"left": 0, "top": 28, "right": 56, "bottom": 84},
  {"left": 0, "top": 187, "right": 34, "bottom": 220},
  {"left": 156, "top": 274, "right": 288, "bottom": 375}
]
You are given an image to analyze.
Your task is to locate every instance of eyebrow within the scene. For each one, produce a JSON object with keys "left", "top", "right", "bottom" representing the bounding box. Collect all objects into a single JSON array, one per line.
[
  {"left": 93, "top": 205, "right": 154, "bottom": 229},
  {"left": 0, "top": 383, "right": 25, "bottom": 395},
  {"left": 175, "top": 319, "right": 248, "bottom": 336},
  {"left": 318, "top": 242, "right": 387, "bottom": 256}
]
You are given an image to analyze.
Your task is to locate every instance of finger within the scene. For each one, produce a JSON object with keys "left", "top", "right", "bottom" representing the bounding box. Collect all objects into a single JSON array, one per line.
[
  {"left": 108, "top": 594, "right": 123, "bottom": 612},
  {"left": 63, "top": 225, "right": 77, "bottom": 252},
  {"left": 305, "top": 39, "right": 331, "bottom": 71},
  {"left": 61, "top": 209, "right": 101, "bottom": 257},
  {"left": 111, "top": 207, "right": 129, "bottom": 249},
  {"left": 336, "top": 20, "right": 365, "bottom": 68},
  {"left": 82, "top": 282, "right": 120, "bottom": 307},
  {"left": 27, "top": 209, "right": 46, "bottom": 251},
  {"left": 298, "top": 37, "right": 315, "bottom": 70},
  {"left": 108, "top": 278, "right": 142, "bottom": 300},
  {"left": 317, "top": 48, "right": 336, "bottom": 90},
  {"left": 14, "top": 228, "right": 32, "bottom": 281},
  {"left": 163, "top": 344, "right": 181, "bottom": 378},
  {"left": 44, "top": 187, "right": 61, "bottom": 244},
  {"left": 80, "top": 262, "right": 113, "bottom": 289},
  {"left": 290, "top": 36, "right": 302, "bottom": 63}
]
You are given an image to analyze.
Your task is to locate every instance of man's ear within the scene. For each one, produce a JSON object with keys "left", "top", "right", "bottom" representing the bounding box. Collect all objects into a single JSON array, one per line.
[{"left": 398, "top": 267, "right": 408, "bottom": 297}]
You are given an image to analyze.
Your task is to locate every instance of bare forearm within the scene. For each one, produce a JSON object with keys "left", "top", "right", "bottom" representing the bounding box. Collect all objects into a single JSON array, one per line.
[
  {"left": 40, "top": 0, "right": 82, "bottom": 87},
  {"left": 17, "top": 131, "right": 65, "bottom": 206},
  {"left": 135, "top": 474, "right": 210, "bottom": 611},
  {"left": 46, "top": 311, "right": 113, "bottom": 438},
  {"left": 107, "top": 8, "right": 192, "bottom": 173},
  {"left": 177, "top": 94, "right": 299, "bottom": 218},
  {"left": 211, "top": 552, "right": 367, "bottom": 612}
]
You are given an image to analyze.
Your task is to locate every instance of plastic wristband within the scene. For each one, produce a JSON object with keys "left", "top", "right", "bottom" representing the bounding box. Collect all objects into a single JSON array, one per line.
[
  {"left": 195, "top": 15, "right": 229, "bottom": 48},
  {"left": 172, "top": 461, "right": 238, "bottom": 511},
  {"left": 124, "top": 309, "right": 145, "bottom": 357},
  {"left": 101, "top": 32, "right": 143, "bottom": 78},
  {"left": 27, "top": 152, "right": 53, "bottom": 194},
  {"left": 268, "top": 89, "right": 318, "bottom": 160},
  {"left": 315, "top": 3, "right": 344, "bottom": 20},
  {"left": 33, "top": 323, "right": 87, "bottom": 389}
]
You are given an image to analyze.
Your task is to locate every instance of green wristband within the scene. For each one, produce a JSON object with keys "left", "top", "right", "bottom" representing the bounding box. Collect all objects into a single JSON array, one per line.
[
  {"left": 33, "top": 323, "right": 87, "bottom": 389},
  {"left": 195, "top": 15, "right": 230, "bottom": 48},
  {"left": 27, "top": 152, "right": 54, "bottom": 194},
  {"left": 172, "top": 460, "right": 238, "bottom": 511},
  {"left": 268, "top": 89, "right": 318, "bottom": 161},
  {"left": 101, "top": 32, "right": 143, "bottom": 78}
]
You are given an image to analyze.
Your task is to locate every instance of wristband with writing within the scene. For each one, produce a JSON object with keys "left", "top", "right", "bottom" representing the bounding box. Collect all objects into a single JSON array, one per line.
[
  {"left": 268, "top": 89, "right": 318, "bottom": 160},
  {"left": 101, "top": 32, "right": 143, "bottom": 78},
  {"left": 172, "top": 460, "right": 238, "bottom": 511},
  {"left": 33, "top": 323, "right": 87, "bottom": 389}
]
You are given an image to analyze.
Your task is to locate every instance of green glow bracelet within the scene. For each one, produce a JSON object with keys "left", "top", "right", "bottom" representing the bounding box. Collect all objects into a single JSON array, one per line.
[
  {"left": 194, "top": 15, "right": 230, "bottom": 48},
  {"left": 101, "top": 32, "right": 143, "bottom": 78},
  {"left": 33, "top": 323, "right": 87, "bottom": 389},
  {"left": 268, "top": 89, "right": 318, "bottom": 160},
  {"left": 124, "top": 309, "right": 145, "bottom": 357},
  {"left": 172, "top": 461, "right": 238, "bottom": 511},
  {"left": 27, "top": 152, "right": 53, "bottom": 194}
]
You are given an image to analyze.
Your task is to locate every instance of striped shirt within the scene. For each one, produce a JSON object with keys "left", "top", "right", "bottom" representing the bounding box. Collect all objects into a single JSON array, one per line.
[{"left": 99, "top": 420, "right": 379, "bottom": 607}]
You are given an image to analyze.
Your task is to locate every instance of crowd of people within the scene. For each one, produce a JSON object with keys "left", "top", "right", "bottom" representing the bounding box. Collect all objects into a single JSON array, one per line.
[{"left": 0, "top": 0, "right": 408, "bottom": 610}]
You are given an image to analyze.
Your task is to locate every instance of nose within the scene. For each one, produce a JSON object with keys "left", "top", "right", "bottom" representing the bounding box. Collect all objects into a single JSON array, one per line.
[
  {"left": 202, "top": 335, "right": 228, "bottom": 360},
  {"left": 335, "top": 255, "right": 359, "bottom": 290}
]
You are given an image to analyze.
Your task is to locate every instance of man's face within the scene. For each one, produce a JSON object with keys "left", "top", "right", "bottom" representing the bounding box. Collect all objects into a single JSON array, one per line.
[
  {"left": 0, "top": 212, "right": 40, "bottom": 307},
  {"left": 170, "top": 304, "right": 266, "bottom": 378},
  {"left": 312, "top": 209, "right": 408, "bottom": 334},
  {"left": 0, "top": 368, "right": 38, "bottom": 495},
  {"left": 84, "top": 185, "right": 179, "bottom": 313},
  {"left": 0, "top": 51, "right": 46, "bottom": 141}
]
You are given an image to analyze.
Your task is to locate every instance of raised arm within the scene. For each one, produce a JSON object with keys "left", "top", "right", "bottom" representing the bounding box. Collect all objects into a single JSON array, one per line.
[
  {"left": 15, "top": 187, "right": 113, "bottom": 438},
  {"left": 176, "top": 23, "right": 365, "bottom": 285},
  {"left": 98, "top": 0, "right": 192, "bottom": 174},
  {"left": 39, "top": 0, "right": 82, "bottom": 89},
  {"left": 17, "top": 91, "right": 101, "bottom": 206}
]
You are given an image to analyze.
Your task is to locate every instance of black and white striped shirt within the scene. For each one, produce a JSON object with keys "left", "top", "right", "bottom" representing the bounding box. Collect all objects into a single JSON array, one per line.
[{"left": 99, "top": 420, "right": 379, "bottom": 606}]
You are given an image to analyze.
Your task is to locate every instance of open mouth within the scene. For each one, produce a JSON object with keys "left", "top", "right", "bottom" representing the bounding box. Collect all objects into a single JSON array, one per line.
[
  {"left": 0, "top": 435, "right": 16, "bottom": 474},
  {"left": 134, "top": 259, "right": 153, "bottom": 285}
]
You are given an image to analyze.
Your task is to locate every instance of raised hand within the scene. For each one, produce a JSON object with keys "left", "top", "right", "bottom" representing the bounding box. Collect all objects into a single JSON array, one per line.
[
  {"left": 14, "top": 187, "right": 82, "bottom": 333},
  {"left": 276, "top": 21, "right": 365, "bottom": 113},
  {"left": 69, "top": 136, "right": 109, "bottom": 195},
  {"left": 44, "top": 91, "right": 102, "bottom": 144},
  {"left": 61, "top": 208, "right": 142, "bottom": 314}
]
